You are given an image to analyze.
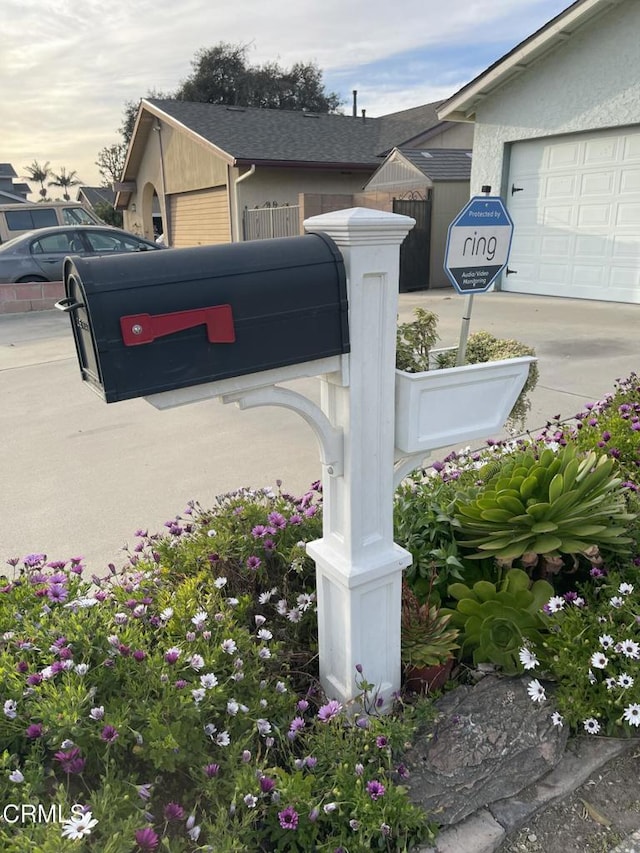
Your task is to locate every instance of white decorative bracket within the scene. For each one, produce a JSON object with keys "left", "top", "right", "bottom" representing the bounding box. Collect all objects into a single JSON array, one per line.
[
  {"left": 221, "top": 386, "right": 344, "bottom": 477},
  {"left": 393, "top": 450, "right": 430, "bottom": 489}
]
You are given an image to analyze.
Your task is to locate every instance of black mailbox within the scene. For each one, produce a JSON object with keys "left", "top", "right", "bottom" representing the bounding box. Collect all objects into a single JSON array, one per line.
[{"left": 58, "top": 233, "right": 349, "bottom": 403}]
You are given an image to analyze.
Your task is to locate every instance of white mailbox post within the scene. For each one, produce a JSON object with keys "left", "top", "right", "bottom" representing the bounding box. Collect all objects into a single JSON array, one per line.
[{"left": 303, "top": 208, "right": 416, "bottom": 707}]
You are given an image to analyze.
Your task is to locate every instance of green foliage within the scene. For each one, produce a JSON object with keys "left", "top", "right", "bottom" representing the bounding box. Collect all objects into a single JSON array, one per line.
[
  {"left": 95, "top": 143, "right": 127, "bottom": 188},
  {"left": 175, "top": 43, "right": 342, "bottom": 113},
  {"left": 395, "top": 308, "right": 439, "bottom": 373},
  {"left": 401, "top": 583, "right": 459, "bottom": 668},
  {"left": 454, "top": 445, "right": 635, "bottom": 560},
  {"left": 93, "top": 202, "right": 123, "bottom": 228},
  {"left": 444, "top": 569, "right": 554, "bottom": 673},
  {"left": 22, "top": 160, "right": 51, "bottom": 199},
  {"left": 394, "top": 473, "right": 466, "bottom": 604}
]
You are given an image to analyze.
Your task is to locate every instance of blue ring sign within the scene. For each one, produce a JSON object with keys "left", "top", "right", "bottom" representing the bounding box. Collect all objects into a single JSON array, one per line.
[{"left": 443, "top": 196, "right": 514, "bottom": 294}]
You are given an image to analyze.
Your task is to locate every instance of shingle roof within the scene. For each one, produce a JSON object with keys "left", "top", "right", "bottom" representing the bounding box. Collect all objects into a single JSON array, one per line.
[
  {"left": 397, "top": 147, "right": 472, "bottom": 181},
  {"left": 78, "top": 186, "right": 116, "bottom": 207},
  {"left": 144, "top": 98, "right": 447, "bottom": 167}
]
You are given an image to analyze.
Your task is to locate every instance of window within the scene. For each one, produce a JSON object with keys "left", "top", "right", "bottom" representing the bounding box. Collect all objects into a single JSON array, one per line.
[
  {"left": 62, "top": 207, "right": 99, "bottom": 225},
  {"left": 5, "top": 209, "right": 58, "bottom": 231},
  {"left": 31, "top": 233, "right": 78, "bottom": 254},
  {"left": 84, "top": 231, "right": 146, "bottom": 253}
]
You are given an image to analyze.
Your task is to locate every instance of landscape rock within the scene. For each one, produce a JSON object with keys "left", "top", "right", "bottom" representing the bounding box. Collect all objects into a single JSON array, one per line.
[{"left": 405, "top": 675, "right": 569, "bottom": 825}]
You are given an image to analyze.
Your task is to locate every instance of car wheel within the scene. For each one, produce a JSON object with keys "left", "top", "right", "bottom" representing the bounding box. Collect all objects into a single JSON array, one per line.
[{"left": 16, "top": 276, "right": 48, "bottom": 283}]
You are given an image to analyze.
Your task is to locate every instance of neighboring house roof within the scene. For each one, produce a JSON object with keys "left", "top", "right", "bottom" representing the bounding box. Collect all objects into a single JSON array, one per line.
[
  {"left": 120, "top": 97, "right": 449, "bottom": 177},
  {"left": 77, "top": 186, "right": 116, "bottom": 208},
  {"left": 438, "top": 0, "right": 612, "bottom": 121},
  {"left": 0, "top": 164, "right": 18, "bottom": 179},
  {"left": 396, "top": 148, "right": 472, "bottom": 182},
  {"left": 0, "top": 189, "right": 30, "bottom": 204}
]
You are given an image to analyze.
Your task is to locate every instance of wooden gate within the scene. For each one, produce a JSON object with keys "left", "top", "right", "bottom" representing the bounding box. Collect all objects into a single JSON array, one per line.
[{"left": 393, "top": 196, "right": 432, "bottom": 292}]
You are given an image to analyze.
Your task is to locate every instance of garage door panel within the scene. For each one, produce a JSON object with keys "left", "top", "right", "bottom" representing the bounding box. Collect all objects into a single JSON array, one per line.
[
  {"left": 581, "top": 172, "right": 616, "bottom": 195},
  {"left": 505, "top": 126, "right": 640, "bottom": 303}
]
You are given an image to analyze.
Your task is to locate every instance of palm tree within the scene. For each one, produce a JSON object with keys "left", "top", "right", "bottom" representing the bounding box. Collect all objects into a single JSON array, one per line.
[
  {"left": 48, "top": 167, "right": 81, "bottom": 201},
  {"left": 23, "top": 160, "right": 52, "bottom": 200}
]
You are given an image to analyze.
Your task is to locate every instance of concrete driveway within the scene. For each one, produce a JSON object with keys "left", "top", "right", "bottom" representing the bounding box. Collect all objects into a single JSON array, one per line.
[{"left": 1, "top": 292, "right": 638, "bottom": 573}]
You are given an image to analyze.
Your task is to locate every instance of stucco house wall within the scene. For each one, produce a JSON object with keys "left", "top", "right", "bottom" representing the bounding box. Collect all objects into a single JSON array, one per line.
[
  {"left": 471, "top": 0, "right": 640, "bottom": 196},
  {"left": 237, "top": 168, "right": 372, "bottom": 211}
]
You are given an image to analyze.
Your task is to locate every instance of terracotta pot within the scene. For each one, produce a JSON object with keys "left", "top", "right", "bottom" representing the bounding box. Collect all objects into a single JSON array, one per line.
[{"left": 403, "top": 658, "right": 454, "bottom": 694}]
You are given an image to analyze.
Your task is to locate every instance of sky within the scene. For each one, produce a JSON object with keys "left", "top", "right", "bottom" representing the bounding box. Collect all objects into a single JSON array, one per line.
[{"left": 3, "top": 0, "right": 574, "bottom": 196}]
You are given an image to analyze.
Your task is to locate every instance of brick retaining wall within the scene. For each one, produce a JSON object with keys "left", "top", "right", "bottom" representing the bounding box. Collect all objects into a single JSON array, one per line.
[{"left": 0, "top": 281, "right": 64, "bottom": 314}]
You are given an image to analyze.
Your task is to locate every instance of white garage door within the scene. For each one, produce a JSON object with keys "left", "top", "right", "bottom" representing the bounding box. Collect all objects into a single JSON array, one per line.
[{"left": 504, "top": 126, "right": 640, "bottom": 303}]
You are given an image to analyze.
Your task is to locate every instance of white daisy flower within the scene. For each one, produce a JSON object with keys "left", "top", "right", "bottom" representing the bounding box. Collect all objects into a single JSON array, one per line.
[
  {"left": 599, "top": 634, "right": 614, "bottom": 649},
  {"left": 159, "top": 607, "right": 174, "bottom": 622},
  {"left": 244, "top": 794, "right": 257, "bottom": 808},
  {"left": 546, "top": 596, "right": 565, "bottom": 613},
  {"left": 610, "top": 596, "right": 624, "bottom": 609},
  {"left": 619, "top": 639, "right": 640, "bottom": 659},
  {"left": 276, "top": 599, "right": 288, "bottom": 615},
  {"left": 207, "top": 529, "right": 217, "bottom": 537},
  {"left": 221, "top": 639, "right": 237, "bottom": 655},
  {"left": 256, "top": 718, "right": 272, "bottom": 736},
  {"left": 583, "top": 717, "right": 601, "bottom": 734},
  {"left": 227, "top": 699, "right": 239, "bottom": 716},
  {"left": 258, "top": 647, "right": 272, "bottom": 659},
  {"left": 216, "top": 730, "right": 230, "bottom": 746},
  {"left": 519, "top": 647, "right": 539, "bottom": 671},
  {"left": 551, "top": 712, "right": 564, "bottom": 728},
  {"left": 74, "top": 663, "right": 89, "bottom": 676},
  {"left": 188, "top": 654, "right": 205, "bottom": 671},
  {"left": 258, "top": 591, "right": 273, "bottom": 605},
  {"left": 8, "top": 769, "right": 24, "bottom": 783},
  {"left": 527, "top": 679, "right": 546, "bottom": 703},
  {"left": 618, "top": 673, "right": 634, "bottom": 689},
  {"left": 590, "top": 652, "right": 608, "bottom": 669},
  {"left": 89, "top": 706, "right": 104, "bottom": 720},
  {"left": 200, "top": 673, "right": 218, "bottom": 690},
  {"left": 191, "top": 611, "right": 207, "bottom": 629},
  {"left": 192, "top": 688, "right": 206, "bottom": 705},
  {"left": 619, "top": 583, "right": 634, "bottom": 595},
  {"left": 61, "top": 811, "right": 98, "bottom": 840},
  {"left": 3, "top": 700, "right": 17, "bottom": 719},
  {"left": 214, "top": 576, "right": 227, "bottom": 589},
  {"left": 623, "top": 703, "right": 640, "bottom": 727},
  {"left": 254, "top": 615, "right": 266, "bottom": 627},
  {"left": 605, "top": 677, "right": 617, "bottom": 691},
  {"left": 257, "top": 628, "right": 273, "bottom": 641}
]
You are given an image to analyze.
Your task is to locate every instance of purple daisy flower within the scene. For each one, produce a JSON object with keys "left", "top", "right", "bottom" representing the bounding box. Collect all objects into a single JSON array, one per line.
[
  {"left": 278, "top": 807, "right": 299, "bottom": 830},
  {"left": 164, "top": 802, "right": 185, "bottom": 821},
  {"left": 366, "top": 779, "right": 386, "bottom": 800},
  {"left": 54, "top": 747, "right": 85, "bottom": 775},
  {"left": 100, "top": 725, "right": 119, "bottom": 743},
  {"left": 46, "top": 584, "right": 68, "bottom": 603},
  {"left": 26, "top": 723, "right": 43, "bottom": 739},
  {"left": 134, "top": 826, "right": 159, "bottom": 850},
  {"left": 317, "top": 699, "right": 342, "bottom": 722}
]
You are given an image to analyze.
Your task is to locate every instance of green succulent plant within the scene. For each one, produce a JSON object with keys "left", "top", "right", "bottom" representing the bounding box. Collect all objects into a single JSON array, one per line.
[
  {"left": 444, "top": 568, "right": 553, "bottom": 673},
  {"left": 401, "top": 582, "right": 460, "bottom": 668},
  {"left": 454, "top": 445, "right": 635, "bottom": 560}
]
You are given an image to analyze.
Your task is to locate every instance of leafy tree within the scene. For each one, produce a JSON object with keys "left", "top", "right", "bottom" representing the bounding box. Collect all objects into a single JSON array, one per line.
[
  {"left": 22, "top": 160, "right": 51, "bottom": 200},
  {"left": 95, "top": 143, "right": 127, "bottom": 186},
  {"left": 93, "top": 201, "right": 123, "bottom": 227},
  {"left": 48, "top": 167, "right": 81, "bottom": 201},
  {"left": 120, "top": 88, "right": 173, "bottom": 146},
  {"left": 175, "top": 42, "right": 341, "bottom": 112}
]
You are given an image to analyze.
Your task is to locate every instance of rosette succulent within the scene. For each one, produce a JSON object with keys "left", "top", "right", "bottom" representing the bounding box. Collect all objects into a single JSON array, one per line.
[
  {"left": 444, "top": 569, "right": 553, "bottom": 673},
  {"left": 454, "top": 445, "right": 634, "bottom": 560}
]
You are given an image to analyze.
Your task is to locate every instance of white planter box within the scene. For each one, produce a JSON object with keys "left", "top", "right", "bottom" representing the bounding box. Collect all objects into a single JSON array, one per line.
[{"left": 394, "top": 356, "right": 536, "bottom": 454}]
